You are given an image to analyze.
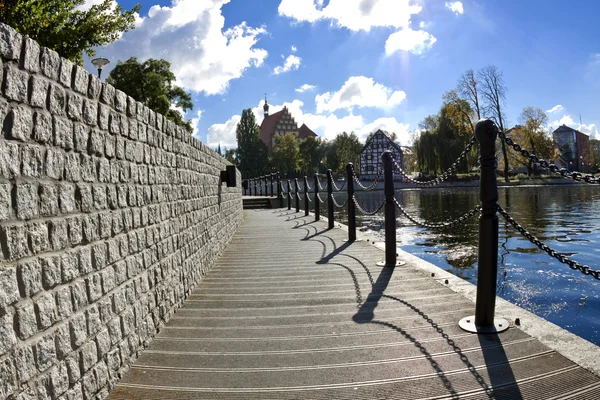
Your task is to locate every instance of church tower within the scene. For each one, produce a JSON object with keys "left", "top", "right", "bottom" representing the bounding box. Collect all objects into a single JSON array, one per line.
[{"left": 263, "top": 94, "right": 269, "bottom": 119}]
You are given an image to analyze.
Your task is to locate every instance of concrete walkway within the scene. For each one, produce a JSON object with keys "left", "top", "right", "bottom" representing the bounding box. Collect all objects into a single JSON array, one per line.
[{"left": 109, "top": 209, "right": 600, "bottom": 399}]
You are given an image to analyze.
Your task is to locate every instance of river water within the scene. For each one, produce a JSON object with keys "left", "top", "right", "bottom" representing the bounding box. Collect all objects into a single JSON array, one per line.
[{"left": 321, "top": 185, "right": 600, "bottom": 345}]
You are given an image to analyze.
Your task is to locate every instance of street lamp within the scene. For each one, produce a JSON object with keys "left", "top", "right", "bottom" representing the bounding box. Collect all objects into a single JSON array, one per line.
[{"left": 91, "top": 57, "right": 110, "bottom": 79}]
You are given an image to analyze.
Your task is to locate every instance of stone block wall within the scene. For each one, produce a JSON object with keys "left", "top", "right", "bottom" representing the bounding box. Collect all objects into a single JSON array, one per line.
[{"left": 0, "top": 23, "right": 242, "bottom": 400}]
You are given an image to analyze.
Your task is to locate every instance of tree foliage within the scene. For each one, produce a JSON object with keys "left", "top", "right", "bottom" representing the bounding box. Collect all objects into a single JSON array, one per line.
[
  {"left": 270, "top": 133, "right": 300, "bottom": 174},
  {"left": 298, "top": 136, "right": 324, "bottom": 174},
  {"left": 0, "top": 0, "right": 141, "bottom": 65},
  {"left": 508, "top": 106, "right": 552, "bottom": 175},
  {"left": 107, "top": 57, "right": 193, "bottom": 132},
  {"left": 235, "top": 109, "right": 268, "bottom": 177},
  {"left": 331, "top": 132, "right": 362, "bottom": 175}
]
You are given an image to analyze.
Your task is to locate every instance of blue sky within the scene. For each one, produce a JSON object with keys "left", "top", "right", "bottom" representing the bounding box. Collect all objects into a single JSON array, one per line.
[{"left": 83, "top": 0, "right": 600, "bottom": 148}]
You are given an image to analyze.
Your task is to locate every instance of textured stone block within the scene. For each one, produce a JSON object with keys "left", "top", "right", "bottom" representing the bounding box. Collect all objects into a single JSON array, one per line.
[
  {"left": 100, "top": 268, "right": 115, "bottom": 295},
  {"left": 55, "top": 286, "right": 73, "bottom": 319},
  {"left": 33, "top": 111, "right": 53, "bottom": 143},
  {"left": 28, "top": 221, "right": 50, "bottom": 254},
  {"left": 49, "top": 84, "right": 66, "bottom": 116},
  {"left": 115, "top": 137, "right": 125, "bottom": 160},
  {"left": 73, "top": 65, "right": 88, "bottom": 94},
  {"left": 107, "top": 239, "right": 121, "bottom": 264},
  {"left": 113, "top": 261, "right": 127, "bottom": 286},
  {"left": 0, "top": 182, "right": 10, "bottom": 221},
  {"left": 87, "top": 304, "right": 101, "bottom": 335},
  {"left": 0, "top": 311, "right": 17, "bottom": 353},
  {"left": 64, "top": 152, "right": 81, "bottom": 182},
  {"left": 4, "top": 64, "right": 29, "bottom": 102},
  {"left": 97, "top": 296, "right": 113, "bottom": 323},
  {"left": 30, "top": 75, "right": 50, "bottom": 108},
  {"left": 80, "top": 154, "right": 96, "bottom": 182},
  {"left": 22, "top": 144, "right": 44, "bottom": 177},
  {"left": 53, "top": 116, "right": 74, "bottom": 150},
  {"left": 83, "top": 99, "right": 97, "bottom": 126},
  {"left": 35, "top": 333, "right": 57, "bottom": 372},
  {"left": 0, "top": 139, "right": 21, "bottom": 179},
  {"left": 109, "top": 112, "right": 120, "bottom": 135},
  {"left": 105, "top": 135, "right": 116, "bottom": 158},
  {"left": 76, "top": 183, "right": 93, "bottom": 212},
  {"left": 22, "top": 37, "right": 40, "bottom": 72},
  {"left": 66, "top": 215, "right": 82, "bottom": 246},
  {"left": 70, "top": 313, "right": 87, "bottom": 349},
  {"left": 16, "top": 181, "right": 39, "bottom": 220},
  {"left": 0, "top": 23, "right": 23, "bottom": 60},
  {"left": 98, "top": 158, "right": 110, "bottom": 184},
  {"left": 49, "top": 361, "right": 70, "bottom": 397},
  {"left": 93, "top": 185, "right": 107, "bottom": 211},
  {"left": 80, "top": 341, "right": 98, "bottom": 372},
  {"left": 18, "top": 258, "right": 42, "bottom": 297},
  {"left": 112, "top": 210, "right": 123, "bottom": 233},
  {"left": 89, "top": 129, "right": 104, "bottom": 155},
  {"left": 73, "top": 123, "right": 89, "bottom": 152},
  {"left": 59, "top": 58, "right": 74, "bottom": 88},
  {"left": 61, "top": 251, "right": 78, "bottom": 283},
  {"left": 40, "top": 47, "right": 60, "bottom": 80},
  {"left": 93, "top": 361, "right": 109, "bottom": 391},
  {"left": 6, "top": 106, "right": 33, "bottom": 141},
  {"left": 65, "top": 355, "right": 80, "bottom": 385},
  {"left": 0, "top": 358, "right": 17, "bottom": 399},
  {"left": 92, "top": 243, "right": 106, "bottom": 271},
  {"left": 71, "top": 280, "right": 88, "bottom": 313},
  {"left": 14, "top": 344, "right": 36, "bottom": 382},
  {"left": 115, "top": 90, "right": 126, "bottom": 112},
  {"left": 79, "top": 245, "right": 93, "bottom": 275},
  {"left": 82, "top": 214, "right": 100, "bottom": 243},
  {"left": 86, "top": 273, "right": 103, "bottom": 302},
  {"left": 100, "top": 83, "right": 115, "bottom": 106},
  {"left": 67, "top": 92, "right": 83, "bottom": 121},
  {"left": 15, "top": 300, "right": 37, "bottom": 340},
  {"left": 58, "top": 182, "right": 75, "bottom": 213},
  {"left": 45, "top": 148, "right": 64, "bottom": 180},
  {"left": 41, "top": 255, "right": 61, "bottom": 289},
  {"left": 107, "top": 318, "right": 121, "bottom": 346},
  {"left": 49, "top": 219, "right": 68, "bottom": 251},
  {"left": 88, "top": 75, "right": 101, "bottom": 99},
  {"left": 39, "top": 184, "right": 58, "bottom": 217},
  {"left": 35, "top": 291, "right": 56, "bottom": 330},
  {"left": 82, "top": 369, "right": 98, "bottom": 399}
]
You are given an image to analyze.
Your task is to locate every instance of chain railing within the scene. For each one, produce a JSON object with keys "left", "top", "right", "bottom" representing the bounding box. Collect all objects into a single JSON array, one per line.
[
  {"left": 351, "top": 164, "right": 383, "bottom": 191},
  {"left": 500, "top": 132, "right": 600, "bottom": 184},
  {"left": 497, "top": 205, "right": 600, "bottom": 280},
  {"left": 394, "top": 199, "right": 481, "bottom": 229},
  {"left": 352, "top": 196, "right": 385, "bottom": 216}
]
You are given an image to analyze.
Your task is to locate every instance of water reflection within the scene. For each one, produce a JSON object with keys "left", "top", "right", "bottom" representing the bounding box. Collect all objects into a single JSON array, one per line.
[{"left": 319, "top": 185, "right": 600, "bottom": 345}]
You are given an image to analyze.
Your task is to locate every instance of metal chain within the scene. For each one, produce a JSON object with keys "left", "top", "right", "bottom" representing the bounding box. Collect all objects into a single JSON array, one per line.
[
  {"left": 305, "top": 182, "right": 313, "bottom": 191},
  {"left": 331, "top": 179, "right": 347, "bottom": 192},
  {"left": 316, "top": 193, "right": 327, "bottom": 204},
  {"left": 330, "top": 193, "right": 348, "bottom": 208},
  {"left": 316, "top": 176, "right": 325, "bottom": 191},
  {"left": 497, "top": 205, "right": 600, "bottom": 280},
  {"left": 350, "top": 164, "right": 383, "bottom": 191},
  {"left": 306, "top": 192, "right": 313, "bottom": 203},
  {"left": 394, "top": 198, "right": 481, "bottom": 229},
  {"left": 392, "top": 137, "right": 477, "bottom": 186},
  {"left": 352, "top": 196, "right": 385, "bottom": 216},
  {"left": 499, "top": 132, "right": 600, "bottom": 184}
]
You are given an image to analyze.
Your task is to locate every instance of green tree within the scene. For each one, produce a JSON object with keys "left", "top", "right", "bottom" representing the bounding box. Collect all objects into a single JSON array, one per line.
[
  {"left": 0, "top": 0, "right": 141, "bottom": 65},
  {"left": 107, "top": 57, "right": 194, "bottom": 132},
  {"left": 332, "top": 132, "right": 362, "bottom": 175},
  {"left": 235, "top": 109, "right": 268, "bottom": 177},
  {"left": 223, "top": 148, "right": 237, "bottom": 164},
  {"left": 299, "top": 136, "right": 323, "bottom": 174},
  {"left": 510, "top": 106, "right": 552, "bottom": 176},
  {"left": 271, "top": 133, "right": 300, "bottom": 174}
]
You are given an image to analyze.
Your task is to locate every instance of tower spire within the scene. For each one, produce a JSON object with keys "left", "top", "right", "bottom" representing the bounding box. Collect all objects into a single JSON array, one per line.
[{"left": 263, "top": 93, "right": 269, "bottom": 119}]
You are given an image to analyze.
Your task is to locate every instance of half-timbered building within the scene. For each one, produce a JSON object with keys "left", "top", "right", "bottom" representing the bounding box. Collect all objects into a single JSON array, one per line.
[{"left": 359, "top": 129, "right": 403, "bottom": 181}]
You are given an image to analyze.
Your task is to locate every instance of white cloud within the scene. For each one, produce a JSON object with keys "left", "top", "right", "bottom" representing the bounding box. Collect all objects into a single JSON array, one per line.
[
  {"left": 278, "top": 0, "right": 421, "bottom": 31},
  {"left": 295, "top": 84, "right": 316, "bottom": 93},
  {"left": 205, "top": 96, "right": 412, "bottom": 148},
  {"left": 546, "top": 104, "right": 564, "bottom": 114},
  {"left": 274, "top": 54, "right": 302, "bottom": 74},
  {"left": 315, "top": 76, "right": 406, "bottom": 113},
  {"left": 77, "top": 0, "right": 112, "bottom": 11},
  {"left": 291, "top": 45, "right": 297, "bottom": 52},
  {"left": 190, "top": 110, "right": 203, "bottom": 137},
  {"left": 548, "top": 114, "right": 599, "bottom": 140},
  {"left": 95, "top": 0, "right": 268, "bottom": 95},
  {"left": 385, "top": 28, "right": 437, "bottom": 55},
  {"left": 445, "top": 1, "right": 464, "bottom": 15}
]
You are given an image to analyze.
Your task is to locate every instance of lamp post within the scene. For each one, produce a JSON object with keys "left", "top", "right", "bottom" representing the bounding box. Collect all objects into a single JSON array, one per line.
[{"left": 91, "top": 57, "right": 110, "bottom": 79}]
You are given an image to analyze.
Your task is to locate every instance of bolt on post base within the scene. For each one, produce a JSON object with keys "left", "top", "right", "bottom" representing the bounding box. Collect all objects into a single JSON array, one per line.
[
  {"left": 458, "top": 316, "right": 509, "bottom": 334},
  {"left": 376, "top": 261, "right": 406, "bottom": 267}
]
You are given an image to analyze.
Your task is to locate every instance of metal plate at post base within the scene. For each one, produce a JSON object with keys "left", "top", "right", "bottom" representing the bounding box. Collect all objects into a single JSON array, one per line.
[
  {"left": 376, "top": 261, "right": 406, "bottom": 267},
  {"left": 343, "top": 239, "right": 363, "bottom": 242},
  {"left": 459, "top": 316, "right": 510, "bottom": 334}
]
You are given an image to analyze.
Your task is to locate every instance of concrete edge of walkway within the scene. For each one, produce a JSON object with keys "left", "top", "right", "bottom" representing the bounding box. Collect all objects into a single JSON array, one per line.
[{"left": 280, "top": 209, "right": 600, "bottom": 377}]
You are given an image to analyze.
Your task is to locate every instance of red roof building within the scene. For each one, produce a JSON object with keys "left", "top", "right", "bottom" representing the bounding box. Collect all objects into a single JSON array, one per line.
[{"left": 259, "top": 98, "right": 317, "bottom": 153}]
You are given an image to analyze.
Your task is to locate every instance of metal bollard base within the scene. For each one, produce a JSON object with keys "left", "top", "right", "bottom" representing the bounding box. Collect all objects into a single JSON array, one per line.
[
  {"left": 458, "top": 316, "right": 509, "bottom": 334},
  {"left": 376, "top": 261, "right": 406, "bottom": 267}
]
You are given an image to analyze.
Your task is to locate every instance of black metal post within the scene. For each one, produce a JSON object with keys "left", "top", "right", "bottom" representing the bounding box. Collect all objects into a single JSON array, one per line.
[
  {"left": 277, "top": 174, "right": 283, "bottom": 208},
  {"left": 303, "top": 176, "right": 309, "bottom": 217},
  {"left": 314, "top": 173, "right": 320, "bottom": 222},
  {"left": 381, "top": 151, "right": 397, "bottom": 267},
  {"left": 251, "top": 179, "right": 254, "bottom": 196},
  {"left": 270, "top": 173, "right": 274, "bottom": 197},
  {"left": 327, "top": 169, "right": 334, "bottom": 229},
  {"left": 459, "top": 119, "right": 508, "bottom": 334},
  {"left": 287, "top": 180, "right": 292, "bottom": 210},
  {"left": 295, "top": 178, "right": 300, "bottom": 213},
  {"left": 346, "top": 163, "right": 356, "bottom": 241}
]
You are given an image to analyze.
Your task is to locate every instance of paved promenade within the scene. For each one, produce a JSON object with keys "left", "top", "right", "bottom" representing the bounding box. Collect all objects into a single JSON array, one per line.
[{"left": 109, "top": 209, "right": 600, "bottom": 399}]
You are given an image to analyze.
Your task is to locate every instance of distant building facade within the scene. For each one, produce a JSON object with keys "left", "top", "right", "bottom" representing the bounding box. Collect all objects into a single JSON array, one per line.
[
  {"left": 552, "top": 125, "right": 590, "bottom": 172},
  {"left": 259, "top": 98, "right": 317, "bottom": 153},
  {"left": 359, "top": 129, "right": 403, "bottom": 181}
]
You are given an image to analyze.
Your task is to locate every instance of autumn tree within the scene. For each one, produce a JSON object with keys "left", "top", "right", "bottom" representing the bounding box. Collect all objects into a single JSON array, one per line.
[
  {"left": 107, "top": 57, "right": 194, "bottom": 132},
  {"left": 478, "top": 65, "right": 510, "bottom": 180},
  {"left": 0, "top": 0, "right": 141, "bottom": 65},
  {"left": 235, "top": 109, "right": 268, "bottom": 177},
  {"left": 457, "top": 69, "right": 481, "bottom": 120}
]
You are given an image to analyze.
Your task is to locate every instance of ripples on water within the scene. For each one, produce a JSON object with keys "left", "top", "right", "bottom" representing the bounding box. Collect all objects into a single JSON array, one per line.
[{"left": 327, "top": 186, "right": 600, "bottom": 345}]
